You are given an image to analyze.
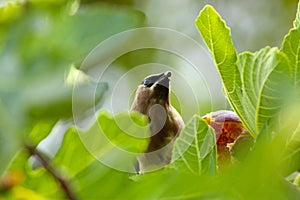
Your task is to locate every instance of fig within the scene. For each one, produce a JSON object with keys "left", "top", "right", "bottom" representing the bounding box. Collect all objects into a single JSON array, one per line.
[{"left": 202, "top": 110, "right": 253, "bottom": 164}]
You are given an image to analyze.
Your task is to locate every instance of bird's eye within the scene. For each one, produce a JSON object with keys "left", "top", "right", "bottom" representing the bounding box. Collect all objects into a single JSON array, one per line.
[{"left": 142, "top": 80, "right": 154, "bottom": 87}]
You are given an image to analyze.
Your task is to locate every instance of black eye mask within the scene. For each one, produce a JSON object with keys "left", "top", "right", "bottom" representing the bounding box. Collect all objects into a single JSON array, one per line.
[
  {"left": 141, "top": 71, "right": 171, "bottom": 88},
  {"left": 141, "top": 73, "right": 162, "bottom": 87}
]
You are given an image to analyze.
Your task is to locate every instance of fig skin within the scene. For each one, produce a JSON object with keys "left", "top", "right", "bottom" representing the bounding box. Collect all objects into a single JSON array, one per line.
[{"left": 202, "top": 110, "right": 251, "bottom": 164}]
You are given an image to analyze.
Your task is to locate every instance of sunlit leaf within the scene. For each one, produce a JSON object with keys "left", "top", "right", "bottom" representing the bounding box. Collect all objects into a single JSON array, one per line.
[
  {"left": 98, "top": 111, "right": 149, "bottom": 152},
  {"left": 279, "top": 5, "right": 300, "bottom": 175},
  {"left": 195, "top": 6, "right": 237, "bottom": 94},
  {"left": 74, "top": 160, "right": 133, "bottom": 199},
  {"left": 196, "top": 6, "right": 296, "bottom": 137},
  {"left": 281, "top": 29, "right": 300, "bottom": 89},
  {"left": 78, "top": 111, "right": 149, "bottom": 173},
  {"left": 53, "top": 127, "right": 94, "bottom": 176},
  {"left": 195, "top": 5, "right": 254, "bottom": 136},
  {"left": 274, "top": 104, "right": 300, "bottom": 175},
  {"left": 27, "top": 120, "right": 57, "bottom": 147},
  {"left": 58, "top": 111, "right": 148, "bottom": 198},
  {"left": 293, "top": 0, "right": 300, "bottom": 29},
  {"left": 238, "top": 47, "right": 293, "bottom": 132},
  {"left": 171, "top": 116, "right": 216, "bottom": 175}
]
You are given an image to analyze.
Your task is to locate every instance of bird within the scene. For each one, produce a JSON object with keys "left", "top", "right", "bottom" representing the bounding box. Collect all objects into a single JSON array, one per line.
[{"left": 131, "top": 71, "right": 184, "bottom": 172}]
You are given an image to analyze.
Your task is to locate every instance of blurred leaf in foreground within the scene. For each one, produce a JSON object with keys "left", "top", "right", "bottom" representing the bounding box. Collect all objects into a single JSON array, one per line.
[
  {"left": 3, "top": 150, "right": 64, "bottom": 199},
  {"left": 273, "top": 103, "right": 300, "bottom": 176},
  {"left": 78, "top": 111, "right": 149, "bottom": 173},
  {"left": 171, "top": 115, "right": 217, "bottom": 175},
  {"left": 0, "top": 0, "right": 144, "bottom": 174}
]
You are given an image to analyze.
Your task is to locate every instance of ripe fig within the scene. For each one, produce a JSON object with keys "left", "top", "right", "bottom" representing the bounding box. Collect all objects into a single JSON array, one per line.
[{"left": 202, "top": 110, "right": 253, "bottom": 164}]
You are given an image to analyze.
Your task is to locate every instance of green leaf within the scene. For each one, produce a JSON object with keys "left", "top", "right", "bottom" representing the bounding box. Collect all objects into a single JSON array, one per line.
[
  {"left": 171, "top": 115, "right": 216, "bottom": 175},
  {"left": 53, "top": 119, "right": 145, "bottom": 199},
  {"left": 196, "top": 6, "right": 295, "bottom": 137},
  {"left": 294, "top": 0, "right": 300, "bottom": 29},
  {"left": 281, "top": 29, "right": 300, "bottom": 88},
  {"left": 53, "top": 127, "right": 94, "bottom": 176},
  {"left": 230, "top": 132, "right": 254, "bottom": 161},
  {"left": 281, "top": 0, "right": 300, "bottom": 99},
  {"left": 282, "top": 130, "right": 300, "bottom": 175},
  {"left": 238, "top": 47, "right": 293, "bottom": 133},
  {"left": 97, "top": 111, "right": 149, "bottom": 152},
  {"left": 0, "top": 102, "right": 21, "bottom": 175},
  {"left": 275, "top": 104, "right": 300, "bottom": 175},
  {"left": 73, "top": 160, "right": 133, "bottom": 199},
  {"left": 195, "top": 5, "right": 237, "bottom": 93},
  {"left": 5, "top": 150, "right": 65, "bottom": 199},
  {"left": 27, "top": 120, "right": 57, "bottom": 147},
  {"left": 195, "top": 5, "right": 254, "bottom": 136},
  {"left": 56, "top": 111, "right": 148, "bottom": 198},
  {"left": 77, "top": 110, "right": 149, "bottom": 173}
]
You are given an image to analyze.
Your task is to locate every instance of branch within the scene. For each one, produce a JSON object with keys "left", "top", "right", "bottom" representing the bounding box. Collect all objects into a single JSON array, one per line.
[{"left": 26, "top": 145, "right": 78, "bottom": 200}]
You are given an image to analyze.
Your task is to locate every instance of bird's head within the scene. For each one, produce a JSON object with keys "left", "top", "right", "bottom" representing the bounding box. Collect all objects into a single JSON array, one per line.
[{"left": 131, "top": 71, "right": 172, "bottom": 115}]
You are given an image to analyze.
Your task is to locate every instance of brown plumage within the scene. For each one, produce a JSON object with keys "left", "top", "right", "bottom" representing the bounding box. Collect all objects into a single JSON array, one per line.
[{"left": 131, "top": 71, "right": 184, "bottom": 172}]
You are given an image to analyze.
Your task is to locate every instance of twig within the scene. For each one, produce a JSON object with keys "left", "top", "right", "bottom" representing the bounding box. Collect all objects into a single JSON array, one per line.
[{"left": 26, "top": 145, "right": 78, "bottom": 200}]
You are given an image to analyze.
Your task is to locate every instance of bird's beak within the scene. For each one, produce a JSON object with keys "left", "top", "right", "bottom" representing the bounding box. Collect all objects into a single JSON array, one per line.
[{"left": 151, "top": 71, "right": 172, "bottom": 89}]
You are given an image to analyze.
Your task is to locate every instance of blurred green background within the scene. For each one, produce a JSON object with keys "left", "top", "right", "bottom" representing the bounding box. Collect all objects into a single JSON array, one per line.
[
  {"left": 0, "top": 0, "right": 298, "bottom": 174},
  {"left": 0, "top": 0, "right": 299, "bottom": 198},
  {"left": 66, "top": 0, "right": 299, "bottom": 119}
]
